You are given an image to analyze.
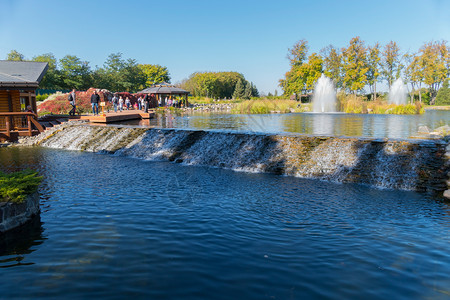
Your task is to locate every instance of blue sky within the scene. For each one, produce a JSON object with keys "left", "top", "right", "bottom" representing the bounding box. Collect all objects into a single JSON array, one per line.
[{"left": 1, "top": 0, "right": 449, "bottom": 94}]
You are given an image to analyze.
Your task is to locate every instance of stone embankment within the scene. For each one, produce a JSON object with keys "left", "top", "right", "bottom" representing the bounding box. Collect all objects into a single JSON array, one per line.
[
  {"left": 184, "top": 103, "right": 234, "bottom": 112},
  {"left": 445, "top": 143, "right": 450, "bottom": 200},
  {"left": 0, "top": 192, "right": 40, "bottom": 234}
]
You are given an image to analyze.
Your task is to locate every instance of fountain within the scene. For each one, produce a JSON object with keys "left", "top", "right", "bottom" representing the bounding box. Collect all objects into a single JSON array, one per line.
[
  {"left": 388, "top": 78, "right": 407, "bottom": 105},
  {"left": 312, "top": 74, "right": 337, "bottom": 112}
]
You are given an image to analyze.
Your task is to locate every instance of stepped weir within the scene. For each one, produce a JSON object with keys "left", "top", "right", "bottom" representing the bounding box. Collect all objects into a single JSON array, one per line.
[{"left": 24, "top": 123, "right": 449, "bottom": 194}]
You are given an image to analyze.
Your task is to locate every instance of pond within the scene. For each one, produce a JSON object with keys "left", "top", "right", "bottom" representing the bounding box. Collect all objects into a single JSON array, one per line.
[
  {"left": 121, "top": 110, "right": 449, "bottom": 139},
  {"left": 0, "top": 147, "right": 449, "bottom": 299}
]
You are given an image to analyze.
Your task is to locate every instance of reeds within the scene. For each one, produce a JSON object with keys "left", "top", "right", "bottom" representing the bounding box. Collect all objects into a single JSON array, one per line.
[{"left": 231, "top": 99, "right": 310, "bottom": 114}]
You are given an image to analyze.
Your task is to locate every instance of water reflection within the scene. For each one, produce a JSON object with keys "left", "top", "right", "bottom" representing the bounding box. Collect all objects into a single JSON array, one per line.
[
  {"left": 118, "top": 110, "right": 449, "bottom": 139},
  {"left": 0, "top": 215, "right": 45, "bottom": 268}
]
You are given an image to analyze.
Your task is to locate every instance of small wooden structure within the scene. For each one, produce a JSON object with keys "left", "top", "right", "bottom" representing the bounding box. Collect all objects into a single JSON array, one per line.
[
  {"left": 73, "top": 110, "right": 155, "bottom": 123},
  {"left": 0, "top": 61, "right": 48, "bottom": 141},
  {"left": 138, "top": 82, "right": 189, "bottom": 107}
]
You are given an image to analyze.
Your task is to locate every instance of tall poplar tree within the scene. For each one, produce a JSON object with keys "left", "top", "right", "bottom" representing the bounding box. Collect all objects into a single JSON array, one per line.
[
  {"left": 321, "top": 45, "right": 342, "bottom": 90},
  {"left": 366, "top": 42, "right": 381, "bottom": 100},
  {"left": 382, "top": 41, "right": 402, "bottom": 88},
  {"left": 342, "top": 37, "right": 368, "bottom": 94}
]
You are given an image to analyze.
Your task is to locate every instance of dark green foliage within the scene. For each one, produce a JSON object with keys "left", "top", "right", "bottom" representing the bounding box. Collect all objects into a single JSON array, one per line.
[
  {"left": 233, "top": 79, "right": 245, "bottom": 99},
  {"left": 180, "top": 72, "right": 258, "bottom": 99},
  {"left": 243, "top": 81, "right": 252, "bottom": 99},
  {"left": 435, "top": 79, "right": 450, "bottom": 105},
  {"left": 93, "top": 53, "right": 146, "bottom": 92},
  {"left": 0, "top": 170, "right": 42, "bottom": 204},
  {"left": 36, "top": 94, "right": 49, "bottom": 102}
]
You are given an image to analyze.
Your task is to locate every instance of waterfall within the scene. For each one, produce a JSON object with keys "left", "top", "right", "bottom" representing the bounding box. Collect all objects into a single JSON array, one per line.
[{"left": 27, "top": 124, "right": 448, "bottom": 193}]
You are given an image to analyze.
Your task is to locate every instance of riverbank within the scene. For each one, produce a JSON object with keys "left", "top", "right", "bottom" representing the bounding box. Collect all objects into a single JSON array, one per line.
[{"left": 0, "top": 192, "right": 40, "bottom": 234}]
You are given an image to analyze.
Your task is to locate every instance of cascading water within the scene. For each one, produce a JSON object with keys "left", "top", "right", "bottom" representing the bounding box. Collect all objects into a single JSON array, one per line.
[
  {"left": 25, "top": 123, "right": 448, "bottom": 193},
  {"left": 312, "top": 74, "right": 337, "bottom": 113},
  {"left": 388, "top": 78, "right": 408, "bottom": 105}
]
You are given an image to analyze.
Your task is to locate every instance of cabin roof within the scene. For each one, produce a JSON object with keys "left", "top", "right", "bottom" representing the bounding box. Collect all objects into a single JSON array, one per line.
[
  {"left": 0, "top": 61, "right": 48, "bottom": 88},
  {"left": 138, "top": 83, "right": 189, "bottom": 94}
]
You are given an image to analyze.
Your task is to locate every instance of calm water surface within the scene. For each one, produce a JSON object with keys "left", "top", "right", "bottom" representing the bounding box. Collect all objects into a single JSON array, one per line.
[
  {"left": 122, "top": 110, "right": 450, "bottom": 139},
  {"left": 0, "top": 147, "right": 449, "bottom": 299}
]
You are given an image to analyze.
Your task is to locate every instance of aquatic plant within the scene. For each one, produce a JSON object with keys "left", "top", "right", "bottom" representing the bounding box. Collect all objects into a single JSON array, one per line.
[{"left": 0, "top": 170, "right": 42, "bottom": 204}]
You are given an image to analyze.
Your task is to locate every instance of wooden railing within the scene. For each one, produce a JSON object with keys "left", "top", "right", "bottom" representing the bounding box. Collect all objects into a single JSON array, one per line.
[{"left": 0, "top": 112, "right": 44, "bottom": 141}]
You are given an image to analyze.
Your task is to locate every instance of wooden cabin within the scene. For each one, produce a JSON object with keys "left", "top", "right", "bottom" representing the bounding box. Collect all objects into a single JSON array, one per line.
[{"left": 0, "top": 61, "right": 48, "bottom": 141}]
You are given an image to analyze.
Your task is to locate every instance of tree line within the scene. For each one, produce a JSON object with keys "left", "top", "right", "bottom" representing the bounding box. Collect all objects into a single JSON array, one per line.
[
  {"left": 279, "top": 37, "right": 450, "bottom": 104},
  {"left": 179, "top": 71, "right": 259, "bottom": 99},
  {"left": 5, "top": 50, "right": 170, "bottom": 93},
  {"left": 5, "top": 50, "right": 258, "bottom": 99}
]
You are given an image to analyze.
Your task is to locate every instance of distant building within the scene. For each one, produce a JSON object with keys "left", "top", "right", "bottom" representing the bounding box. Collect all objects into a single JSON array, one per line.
[{"left": 0, "top": 60, "right": 48, "bottom": 113}]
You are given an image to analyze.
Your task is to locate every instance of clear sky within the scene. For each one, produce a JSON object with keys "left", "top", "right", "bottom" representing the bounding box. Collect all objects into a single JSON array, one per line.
[{"left": 0, "top": 0, "right": 449, "bottom": 94}]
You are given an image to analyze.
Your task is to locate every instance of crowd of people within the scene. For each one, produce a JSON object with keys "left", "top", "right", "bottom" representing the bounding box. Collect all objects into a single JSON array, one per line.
[{"left": 68, "top": 90, "right": 186, "bottom": 116}]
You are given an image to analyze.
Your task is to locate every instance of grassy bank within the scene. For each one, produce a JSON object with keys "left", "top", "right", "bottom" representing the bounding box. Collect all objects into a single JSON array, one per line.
[
  {"left": 0, "top": 170, "right": 42, "bottom": 204},
  {"left": 338, "top": 94, "right": 424, "bottom": 114}
]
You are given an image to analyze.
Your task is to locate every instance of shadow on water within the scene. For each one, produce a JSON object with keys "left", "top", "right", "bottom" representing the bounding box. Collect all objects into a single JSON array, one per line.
[{"left": 0, "top": 214, "right": 45, "bottom": 268}]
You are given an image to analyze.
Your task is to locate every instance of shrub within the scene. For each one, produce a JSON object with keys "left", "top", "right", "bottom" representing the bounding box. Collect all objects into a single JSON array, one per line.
[
  {"left": 36, "top": 94, "right": 50, "bottom": 102},
  {"left": 0, "top": 170, "right": 42, "bottom": 204},
  {"left": 435, "top": 80, "right": 450, "bottom": 106}
]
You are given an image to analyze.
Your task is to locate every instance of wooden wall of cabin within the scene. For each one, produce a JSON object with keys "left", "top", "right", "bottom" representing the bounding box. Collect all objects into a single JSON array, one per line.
[{"left": 0, "top": 90, "right": 21, "bottom": 112}]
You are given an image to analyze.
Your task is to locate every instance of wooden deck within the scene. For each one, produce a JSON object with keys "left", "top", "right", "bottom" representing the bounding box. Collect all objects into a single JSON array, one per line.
[{"left": 69, "top": 110, "right": 155, "bottom": 123}]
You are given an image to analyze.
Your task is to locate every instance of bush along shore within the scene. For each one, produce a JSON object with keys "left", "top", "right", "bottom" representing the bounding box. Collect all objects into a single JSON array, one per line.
[{"left": 0, "top": 170, "right": 42, "bottom": 234}]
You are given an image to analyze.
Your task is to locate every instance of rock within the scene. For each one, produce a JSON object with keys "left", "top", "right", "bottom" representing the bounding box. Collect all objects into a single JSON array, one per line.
[
  {"left": 434, "top": 125, "right": 450, "bottom": 135},
  {"left": 418, "top": 126, "right": 430, "bottom": 134},
  {"left": 444, "top": 190, "right": 450, "bottom": 200}
]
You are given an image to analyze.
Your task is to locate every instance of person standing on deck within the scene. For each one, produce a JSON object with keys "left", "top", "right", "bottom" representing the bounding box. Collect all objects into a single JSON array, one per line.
[
  {"left": 118, "top": 96, "right": 124, "bottom": 112},
  {"left": 144, "top": 94, "right": 149, "bottom": 113},
  {"left": 90, "top": 90, "right": 100, "bottom": 115},
  {"left": 125, "top": 97, "right": 131, "bottom": 110},
  {"left": 68, "top": 89, "right": 76, "bottom": 116},
  {"left": 137, "top": 96, "right": 142, "bottom": 110},
  {"left": 112, "top": 94, "right": 118, "bottom": 112}
]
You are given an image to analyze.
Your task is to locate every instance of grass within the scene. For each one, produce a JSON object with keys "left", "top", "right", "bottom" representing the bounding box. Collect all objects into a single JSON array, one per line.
[
  {"left": 231, "top": 99, "right": 310, "bottom": 114},
  {"left": 338, "top": 94, "right": 424, "bottom": 114},
  {"left": 0, "top": 170, "right": 42, "bottom": 204}
]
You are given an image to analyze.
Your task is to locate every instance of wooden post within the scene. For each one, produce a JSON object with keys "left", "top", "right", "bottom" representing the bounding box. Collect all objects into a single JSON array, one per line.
[
  {"left": 27, "top": 115, "right": 32, "bottom": 136},
  {"left": 5, "top": 116, "right": 10, "bottom": 138}
]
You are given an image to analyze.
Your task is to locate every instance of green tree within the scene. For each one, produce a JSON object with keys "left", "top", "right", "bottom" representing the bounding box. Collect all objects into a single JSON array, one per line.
[
  {"left": 435, "top": 79, "right": 450, "bottom": 105},
  {"left": 419, "top": 40, "right": 449, "bottom": 104},
  {"left": 250, "top": 82, "right": 259, "bottom": 97},
  {"left": 382, "top": 41, "right": 402, "bottom": 88},
  {"left": 243, "top": 81, "right": 252, "bottom": 99},
  {"left": 32, "top": 53, "right": 61, "bottom": 89},
  {"left": 98, "top": 53, "right": 146, "bottom": 92},
  {"left": 139, "top": 64, "right": 171, "bottom": 86},
  {"left": 287, "top": 39, "right": 309, "bottom": 67},
  {"left": 6, "top": 50, "right": 25, "bottom": 61},
  {"left": 233, "top": 78, "right": 245, "bottom": 99},
  {"left": 404, "top": 53, "right": 424, "bottom": 103},
  {"left": 366, "top": 42, "right": 381, "bottom": 100},
  {"left": 279, "top": 40, "right": 323, "bottom": 96},
  {"left": 59, "top": 55, "right": 92, "bottom": 90},
  {"left": 342, "top": 37, "right": 368, "bottom": 93},
  {"left": 321, "top": 45, "right": 342, "bottom": 89},
  {"left": 180, "top": 72, "right": 246, "bottom": 98}
]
